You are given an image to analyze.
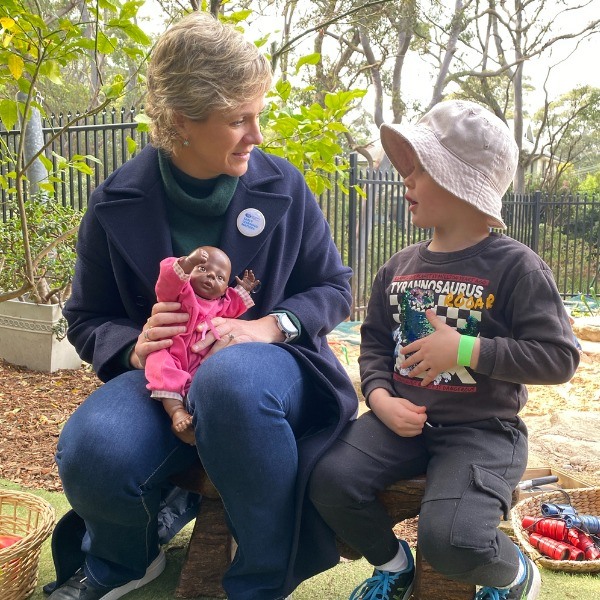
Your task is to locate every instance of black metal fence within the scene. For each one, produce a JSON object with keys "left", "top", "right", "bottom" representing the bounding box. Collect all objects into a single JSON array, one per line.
[
  {"left": 340, "top": 156, "right": 600, "bottom": 319},
  {"left": 2, "top": 109, "right": 599, "bottom": 320}
]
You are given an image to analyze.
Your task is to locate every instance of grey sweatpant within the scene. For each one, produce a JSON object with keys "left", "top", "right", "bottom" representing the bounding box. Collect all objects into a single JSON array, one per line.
[{"left": 309, "top": 412, "right": 528, "bottom": 588}]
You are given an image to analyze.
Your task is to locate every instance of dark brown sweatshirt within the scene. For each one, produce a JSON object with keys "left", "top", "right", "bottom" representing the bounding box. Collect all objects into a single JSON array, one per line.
[{"left": 359, "top": 233, "right": 580, "bottom": 425}]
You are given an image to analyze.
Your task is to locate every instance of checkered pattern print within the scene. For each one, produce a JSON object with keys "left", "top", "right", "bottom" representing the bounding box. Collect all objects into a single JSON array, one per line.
[{"left": 436, "top": 295, "right": 481, "bottom": 331}]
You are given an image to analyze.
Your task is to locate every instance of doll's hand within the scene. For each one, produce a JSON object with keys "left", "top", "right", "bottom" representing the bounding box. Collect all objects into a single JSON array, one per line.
[
  {"left": 188, "top": 247, "right": 209, "bottom": 265},
  {"left": 179, "top": 248, "right": 208, "bottom": 275},
  {"left": 400, "top": 309, "right": 476, "bottom": 387},
  {"left": 192, "top": 315, "right": 283, "bottom": 355},
  {"left": 180, "top": 247, "right": 209, "bottom": 273},
  {"left": 368, "top": 389, "right": 428, "bottom": 437},
  {"left": 235, "top": 270, "right": 260, "bottom": 292},
  {"left": 131, "top": 301, "right": 189, "bottom": 368}
]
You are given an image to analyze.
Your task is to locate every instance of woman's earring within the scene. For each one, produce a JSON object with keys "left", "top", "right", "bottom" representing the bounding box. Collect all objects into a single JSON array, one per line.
[{"left": 182, "top": 139, "right": 190, "bottom": 147}]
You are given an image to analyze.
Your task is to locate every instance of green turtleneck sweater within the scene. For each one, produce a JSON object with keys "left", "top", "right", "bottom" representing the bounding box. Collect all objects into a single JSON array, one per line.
[{"left": 158, "top": 151, "right": 238, "bottom": 256}]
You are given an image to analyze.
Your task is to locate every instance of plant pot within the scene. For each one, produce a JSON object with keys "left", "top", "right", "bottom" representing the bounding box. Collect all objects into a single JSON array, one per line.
[{"left": 0, "top": 299, "right": 82, "bottom": 372}]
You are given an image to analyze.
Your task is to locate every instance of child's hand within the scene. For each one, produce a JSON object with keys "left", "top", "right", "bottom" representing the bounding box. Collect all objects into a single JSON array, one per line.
[
  {"left": 368, "top": 389, "right": 427, "bottom": 437},
  {"left": 400, "top": 309, "right": 467, "bottom": 387},
  {"left": 236, "top": 270, "right": 260, "bottom": 292}
]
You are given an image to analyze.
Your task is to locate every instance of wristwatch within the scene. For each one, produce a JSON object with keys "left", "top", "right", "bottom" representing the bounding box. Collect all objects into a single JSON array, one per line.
[{"left": 270, "top": 312, "right": 299, "bottom": 343}]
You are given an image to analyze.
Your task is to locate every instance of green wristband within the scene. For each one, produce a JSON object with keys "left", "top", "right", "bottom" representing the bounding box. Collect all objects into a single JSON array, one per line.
[{"left": 457, "top": 335, "right": 476, "bottom": 367}]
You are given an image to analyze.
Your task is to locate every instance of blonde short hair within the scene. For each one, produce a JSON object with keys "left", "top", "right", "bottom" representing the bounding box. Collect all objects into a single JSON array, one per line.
[{"left": 145, "top": 11, "right": 273, "bottom": 153}]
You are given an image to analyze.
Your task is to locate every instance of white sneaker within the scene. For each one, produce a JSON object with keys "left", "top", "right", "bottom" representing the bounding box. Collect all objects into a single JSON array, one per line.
[{"left": 102, "top": 550, "right": 166, "bottom": 600}]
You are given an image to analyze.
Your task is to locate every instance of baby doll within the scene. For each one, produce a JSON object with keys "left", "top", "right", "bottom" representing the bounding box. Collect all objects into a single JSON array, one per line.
[{"left": 145, "top": 246, "right": 259, "bottom": 444}]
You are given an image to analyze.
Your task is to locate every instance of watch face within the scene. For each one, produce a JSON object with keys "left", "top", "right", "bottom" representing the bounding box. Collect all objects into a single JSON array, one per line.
[
  {"left": 274, "top": 313, "right": 298, "bottom": 340},
  {"left": 279, "top": 314, "right": 295, "bottom": 333}
]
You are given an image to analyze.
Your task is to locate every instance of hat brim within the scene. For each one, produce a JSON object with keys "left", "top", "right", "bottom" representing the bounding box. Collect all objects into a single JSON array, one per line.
[{"left": 380, "top": 123, "right": 507, "bottom": 229}]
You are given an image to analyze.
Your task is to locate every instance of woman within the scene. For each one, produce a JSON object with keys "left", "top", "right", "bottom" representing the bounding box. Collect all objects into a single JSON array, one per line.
[{"left": 52, "top": 11, "right": 357, "bottom": 600}]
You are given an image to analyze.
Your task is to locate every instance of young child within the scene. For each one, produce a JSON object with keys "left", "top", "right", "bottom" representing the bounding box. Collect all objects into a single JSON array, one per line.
[
  {"left": 309, "top": 100, "right": 580, "bottom": 600},
  {"left": 145, "top": 246, "right": 259, "bottom": 444}
]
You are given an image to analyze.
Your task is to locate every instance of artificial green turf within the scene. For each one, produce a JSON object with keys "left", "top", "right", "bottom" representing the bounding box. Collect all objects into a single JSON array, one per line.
[{"left": 2, "top": 481, "right": 598, "bottom": 599}]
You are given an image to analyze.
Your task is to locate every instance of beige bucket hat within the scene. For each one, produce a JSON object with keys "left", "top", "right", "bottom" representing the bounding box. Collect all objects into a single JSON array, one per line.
[{"left": 380, "top": 100, "right": 519, "bottom": 229}]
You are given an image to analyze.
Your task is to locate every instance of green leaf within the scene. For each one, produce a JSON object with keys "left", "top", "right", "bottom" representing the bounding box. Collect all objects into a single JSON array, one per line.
[
  {"left": 120, "top": 1, "right": 144, "bottom": 20},
  {"left": 96, "top": 30, "right": 118, "bottom": 54},
  {"left": 82, "top": 154, "right": 101, "bottom": 165},
  {"left": 102, "top": 75, "right": 125, "bottom": 100},
  {"left": 71, "top": 162, "right": 94, "bottom": 176},
  {"left": 38, "top": 154, "right": 53, "bottom": 172},
  {"left": 295, "top": 53, "right": 321, "bottom": 74},
  {"left": 0, "top": 99, "right": 18, "bottom": 130},
  {"left": 327, "top": 122, "right": 348, "bottom": 133},
  {"left": 38, "top": 181, "right": 56, "bottom": 194},
  {"left": 38, "top": 60, "right": 62, "bottom": 84},
  {"left": 108, "top": 20, "right": 151, "bottom": 46},
  {"left": 122, "top": 46, "right": 145, "bottom": 60},
  {"left": 227, "top": 10, "right": 253, "bottom": 24},
  {"left": 134, "top": 112, "right": 152, "bottom": 125},
  {"left": 274, "top": 79, "right": 292, "bottom": 102},
  {"left": 0, "top": 17, "right": 16, "bottom": 31},
  {"left": 126, "top": 136, "right": 137, "bottom": 155},
  {"left": 98, "top": 0, "right": 120, "bottom": 11},
  {"left": 254, "top": 34, "right": 270, "bottom": 49}
]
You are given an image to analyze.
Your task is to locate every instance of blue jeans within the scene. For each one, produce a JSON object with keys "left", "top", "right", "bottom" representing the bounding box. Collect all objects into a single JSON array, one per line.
[{"left": 56, "top": 343, "right": 316, "bottom": 600}]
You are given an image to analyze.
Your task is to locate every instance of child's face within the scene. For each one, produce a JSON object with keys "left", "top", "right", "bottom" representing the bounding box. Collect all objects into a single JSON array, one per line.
[
  {"left": 403, "top": 157, "right": 461, "bottom": 230},
  {"left": 189, "top": 249, "right": 231, "bottom": 300}
]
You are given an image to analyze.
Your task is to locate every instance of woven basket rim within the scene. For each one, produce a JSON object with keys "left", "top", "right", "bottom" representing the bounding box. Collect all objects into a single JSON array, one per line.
[
  {"left": 0, "top": 489, "right": 56, "bottom": 563},
  {"left": 511, "top": 486, "right": 600, "bottom": 573}
]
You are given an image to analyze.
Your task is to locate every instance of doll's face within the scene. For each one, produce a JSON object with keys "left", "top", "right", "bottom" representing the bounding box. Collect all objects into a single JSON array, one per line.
[{"left": 189, "top": 248, "right": 231, "bottom": 300}]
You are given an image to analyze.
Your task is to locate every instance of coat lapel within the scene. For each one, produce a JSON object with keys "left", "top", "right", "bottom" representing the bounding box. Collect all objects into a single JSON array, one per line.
[
  {"left": 93, "top": 148, "right": 173, "bottom": 295},
  {"left": 220, "top": 186, "right": 291, "bottom": 279},
  {"left": 219, "top": 149, "right": 292, "bottom": 278}
]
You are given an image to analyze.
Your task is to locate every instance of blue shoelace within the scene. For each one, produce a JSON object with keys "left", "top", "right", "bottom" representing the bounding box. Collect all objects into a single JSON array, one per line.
[
  {"left": 349, "top": 569, "right": 409, "bottom": 600},
  {"left": 474, "top": 587, "right": 510, "bottom": 600}
]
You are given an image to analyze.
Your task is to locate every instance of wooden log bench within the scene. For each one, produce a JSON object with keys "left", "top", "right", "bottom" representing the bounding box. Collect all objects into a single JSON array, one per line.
[{"left": 171, "top": 462, "right": 475, "bottom": 600}]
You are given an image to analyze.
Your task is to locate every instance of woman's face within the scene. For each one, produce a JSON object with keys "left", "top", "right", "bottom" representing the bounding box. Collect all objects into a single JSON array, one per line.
[{"left": 172, "top": 97, "right": 265, "bottom": 179}]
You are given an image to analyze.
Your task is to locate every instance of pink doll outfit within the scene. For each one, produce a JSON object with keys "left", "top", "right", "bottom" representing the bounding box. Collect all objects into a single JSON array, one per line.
[{"left": 145, "top": 257, "right": 254, "bottom": 401}]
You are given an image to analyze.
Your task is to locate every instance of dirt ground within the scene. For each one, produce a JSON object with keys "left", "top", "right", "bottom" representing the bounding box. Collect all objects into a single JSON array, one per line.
[
  {"left": 520, "top": 343, "right": 600, "bottom": 485},
  {"left": 1, "top": 336, "right": 599, "bottom": 493}
]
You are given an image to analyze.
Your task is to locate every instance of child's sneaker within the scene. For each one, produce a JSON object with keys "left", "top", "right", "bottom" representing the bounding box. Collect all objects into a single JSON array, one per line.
[
  {"left": 475, "top": 552, "right": 541, "bottom": 599},
  {"left": 349, "top": 540, "right": 414, "bottom": 600}
]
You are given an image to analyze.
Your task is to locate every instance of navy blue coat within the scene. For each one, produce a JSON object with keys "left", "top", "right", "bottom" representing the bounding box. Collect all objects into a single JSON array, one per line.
[{"left": 64, "top": 145, "right": 358, "bottom": 591}]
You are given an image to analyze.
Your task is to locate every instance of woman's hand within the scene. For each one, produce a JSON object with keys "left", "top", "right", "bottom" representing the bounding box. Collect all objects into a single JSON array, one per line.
[
  {"left": 368, "top": 388, "right": 428, "bottom": 437},
  {"left": 192, "top": 315, "right": 285, "bottom": 357},
  {"left": 130, "top": 302, "right": 189, "bottom": 369}
]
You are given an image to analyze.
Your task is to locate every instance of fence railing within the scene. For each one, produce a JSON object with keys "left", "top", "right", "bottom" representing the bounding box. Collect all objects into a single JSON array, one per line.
[
  {"left": 343, "top": 157, "right": 599, "bottom": 319},
  {"left": 2, "top": 109, "right": 598, "bottom": 320}
]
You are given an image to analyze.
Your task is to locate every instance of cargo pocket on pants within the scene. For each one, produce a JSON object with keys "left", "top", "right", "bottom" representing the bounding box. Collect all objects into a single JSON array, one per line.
[{"left": 450, "top": 464, "right": 512, "bottom": 550}]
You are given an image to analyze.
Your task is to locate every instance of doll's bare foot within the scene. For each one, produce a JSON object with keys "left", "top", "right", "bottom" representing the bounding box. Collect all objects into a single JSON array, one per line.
[
  {"left": 162, "top": 402, "right": 195, "bottom": 445},
  {"left": 172, "top": 425, "right": 196, "bottom": 446},
  {"left": 172, "top": 411, "right": 193, "bottom": 432}
]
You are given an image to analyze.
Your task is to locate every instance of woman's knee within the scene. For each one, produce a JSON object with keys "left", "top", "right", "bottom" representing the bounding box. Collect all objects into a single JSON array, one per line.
[
  {"left": 57, "top": 372, "right": 179, "bottom": 495},
  {"left": 190, "top": 343, "right": 302, "bottom": 420}
]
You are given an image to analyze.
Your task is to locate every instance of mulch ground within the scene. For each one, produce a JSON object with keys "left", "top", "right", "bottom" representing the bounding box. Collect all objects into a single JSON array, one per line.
[{"left": 0, "top": 359, "right": 101, "bottom": 492}]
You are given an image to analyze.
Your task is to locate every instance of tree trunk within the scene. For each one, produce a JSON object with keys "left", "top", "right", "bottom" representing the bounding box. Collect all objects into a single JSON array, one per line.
[{"left": 17, "top": 92, "right": 47, "bottom": 197}]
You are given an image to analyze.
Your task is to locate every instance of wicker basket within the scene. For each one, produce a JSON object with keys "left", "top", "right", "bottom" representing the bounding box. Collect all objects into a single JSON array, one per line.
[
  {"left": 0, "top": 490, "right": 56, "bottom": 600},
  {"left": 511, "top": 487, "right": 600, "bottom": 573}
]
